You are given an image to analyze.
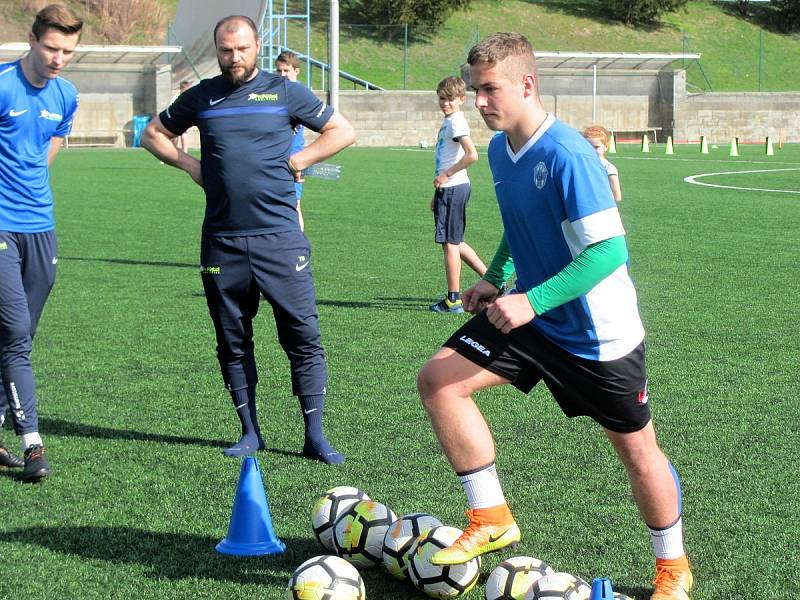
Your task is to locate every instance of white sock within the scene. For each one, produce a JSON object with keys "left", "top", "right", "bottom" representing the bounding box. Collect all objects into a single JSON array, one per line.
[
  {"left": 458, "top": 463, "right": 506, "bottom": 509},
  {"left": 648, "top": 516, "right": 685, "bottom": 559},
  {"left": 21, "top": 432, "right": 43, "bottom": 452}
]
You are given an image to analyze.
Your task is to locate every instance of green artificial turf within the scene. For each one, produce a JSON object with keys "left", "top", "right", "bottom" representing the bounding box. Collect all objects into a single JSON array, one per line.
[{"left": 0, "top": 142, "right": 798, "bottom": 599}]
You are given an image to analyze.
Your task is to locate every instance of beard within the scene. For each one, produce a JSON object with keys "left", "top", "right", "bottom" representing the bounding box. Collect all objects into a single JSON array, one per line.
[{"left": 220, "top": 60, "right": 257, "bottom": 87}]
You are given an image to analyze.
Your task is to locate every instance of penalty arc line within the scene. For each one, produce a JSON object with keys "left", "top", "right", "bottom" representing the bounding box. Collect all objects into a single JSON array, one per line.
[{"left": 684, "top": 168, "right": 800, "bottom": 194}]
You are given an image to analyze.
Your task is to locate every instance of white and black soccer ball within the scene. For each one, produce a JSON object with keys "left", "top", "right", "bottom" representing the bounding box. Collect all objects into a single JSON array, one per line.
[
  {"left": 613, "top": 593, "right": 634, "bottom": 600},
  {"left": 285, "top": 554, "right": 365, "bottom": 600},
  {"left": 333, "top": 499, "right": 397, "bottom": 568},
  {"left": 311, "top": 486, "right": 370, "bottom": 551},
  {"left": 530, "top": 572, "right": 591, "bottom": 600},
  {"left": 484, "top": 556, "right": 556, "bottom": 599},
  {"left": 408, "top": 525, "right": 481, "bottom": 598},
  {"left": 382, "top": 512, "right": 443, "bottom": 580}
]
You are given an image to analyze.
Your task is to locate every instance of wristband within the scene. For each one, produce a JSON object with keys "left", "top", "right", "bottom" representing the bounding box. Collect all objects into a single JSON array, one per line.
[{"left": 288, "top": 158, "right": 300, "bottom": 174}]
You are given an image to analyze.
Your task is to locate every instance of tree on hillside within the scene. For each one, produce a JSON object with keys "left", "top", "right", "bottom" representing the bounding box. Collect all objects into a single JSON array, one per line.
[
  {"left": 603, "top": 0, "right": 688, "bottom": 25},
  {"left": 343, "top": 0, "right": 473, "bottom": 32},
  {"left": 772, "top": 0, "right": 800, "bottom": 31}
]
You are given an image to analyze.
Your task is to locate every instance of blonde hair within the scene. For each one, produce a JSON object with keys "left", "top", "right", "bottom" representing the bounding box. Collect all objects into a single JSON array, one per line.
[
  {"left": 583, "top": 125, "right": 611, "bottom": 147},
  {"left": 467, "top": 32, "right": 537, "bottom": 81},
  {"left": 436, "top": 76, "right": 466, "bottom": 99}
]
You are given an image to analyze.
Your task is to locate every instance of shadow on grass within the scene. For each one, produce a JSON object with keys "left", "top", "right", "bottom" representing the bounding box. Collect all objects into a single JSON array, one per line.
[
  {"left": 0, "top": 525, "right": 421, "bottom": 597},
  {"left": 316, "top": 297, "right": 433, "bottom": 310},
  {"left": 62, "top": 255, "right": 196, "bottom": 269},
  {"left": 0, "top": 525, "right": 312, "bottom": 585},
  {"left": 520, "top": 0, "right": 678, "bottom": 32},
  {"left": 38, "top": 417, "right": 303, "bottom": 459}
]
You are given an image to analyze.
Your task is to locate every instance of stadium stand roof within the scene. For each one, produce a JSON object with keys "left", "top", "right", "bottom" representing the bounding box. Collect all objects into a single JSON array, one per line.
[
  {"left": 534, "top": 52, "right": 700, "bottom": 71},
  {"left": 0, "top": 43, "right": 181, "bottom": 65}
]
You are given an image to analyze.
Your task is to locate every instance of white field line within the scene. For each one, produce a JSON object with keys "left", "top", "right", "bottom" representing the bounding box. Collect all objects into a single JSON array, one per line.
[{"left": 684, "top": 168, "right": 800, "bottom": 194}]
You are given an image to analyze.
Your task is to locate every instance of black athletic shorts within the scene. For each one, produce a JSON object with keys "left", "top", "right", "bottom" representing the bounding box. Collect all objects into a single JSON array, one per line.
[
  {"left": 443, "top": 311, "right": 651, "bottom": 433},
  {"left": 433, "top": 183, "right": 470, "bottom": 244}
]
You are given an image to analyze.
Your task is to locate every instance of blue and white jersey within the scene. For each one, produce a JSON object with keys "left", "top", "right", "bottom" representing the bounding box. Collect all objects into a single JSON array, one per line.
[
  {"left": 0, "top": 60, "right": 78, "bottom": 233},
  {"left": 489, "top": 114, "right": 644, "bottom": 361},
  {"left": 160, "top": 70, "right": 332, "bottom": 236}
]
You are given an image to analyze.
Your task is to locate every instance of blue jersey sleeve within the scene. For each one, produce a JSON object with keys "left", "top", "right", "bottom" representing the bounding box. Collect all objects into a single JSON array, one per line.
[
  {"left": 53, "top": 87, "right": 78, "bottom": 138},
  {"left": 553, "top": 141, "right": 625, "bottom": 246},
  {"left": 554, "top": 145, "right": 616, "bottom": 222}
]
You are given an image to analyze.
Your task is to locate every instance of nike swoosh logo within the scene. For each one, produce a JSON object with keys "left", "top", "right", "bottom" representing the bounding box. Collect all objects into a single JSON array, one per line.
[
  {"left": 303, "top": 408, "right": 317, "bottom": 414},
  {"left": 9, "top": 109, "right": 27, "bottom": 117},
  {"left": 488, "top": 528, "right": 512, "bottom": 543},
  {"left": 208, "top": 97, "right": 226, "bottom": 106},
  {"left": 295, "top": 262, "right": 309, "bottom": 271},
  {"left": 494, "top": 181, "right": 503, "bottom": 187}
]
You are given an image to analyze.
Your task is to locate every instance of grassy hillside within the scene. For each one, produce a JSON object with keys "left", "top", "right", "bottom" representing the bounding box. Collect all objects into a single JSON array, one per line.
[{"left": 2, "top": 0, "right": 799, "bottom": 91}]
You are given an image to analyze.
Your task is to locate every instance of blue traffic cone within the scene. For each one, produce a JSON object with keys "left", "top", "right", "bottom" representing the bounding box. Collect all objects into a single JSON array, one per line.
[
  {"left": 216, "top": 456, "right": 286, "bottom": 556},
  {"left": 590, "top": 577, "right": 614, "bottom": 600}
]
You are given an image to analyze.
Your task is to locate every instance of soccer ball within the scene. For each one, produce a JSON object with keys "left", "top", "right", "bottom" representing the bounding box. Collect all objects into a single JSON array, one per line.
[
  {"left": 382, "top": 512, "right": 443, "bottom": 580},
  {"left": 333, "top": 499, "right": 397, "bottom": 568},
  {"left": 311, "top": 486, "right": 370, "bottom": 551},
  {"left": 530, "top": 573, "right": 591, "bottom": 600},
  {"left": 613, "top": 594, "right": 634, "bottom": 600},
  {"left": 484, "top": 556, "right": 556, "bottom": 599},
  {"left": 408, "top": 525, "right": 481, "bottom": 598},
  {"left": 285, "top": 554, "right": 365, "bottom": 600}
]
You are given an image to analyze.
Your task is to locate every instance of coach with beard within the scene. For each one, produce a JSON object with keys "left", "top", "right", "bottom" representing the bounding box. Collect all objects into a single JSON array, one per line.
[{"left": 142, "top": 15, "right": 355, "bottom": 463}]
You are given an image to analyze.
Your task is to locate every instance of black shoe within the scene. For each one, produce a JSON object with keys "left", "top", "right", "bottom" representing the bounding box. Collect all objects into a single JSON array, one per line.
[
  {"left": 21, "top": 444, "right": 51, "bottom": 482},
  {"left": 0, "top": 444, "right": 24, "bottom": 469}
]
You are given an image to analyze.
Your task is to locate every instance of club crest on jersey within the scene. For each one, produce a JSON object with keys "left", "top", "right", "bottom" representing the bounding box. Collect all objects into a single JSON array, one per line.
[{"left": 534, "top": 162, "right": 548, "bottom": 189}]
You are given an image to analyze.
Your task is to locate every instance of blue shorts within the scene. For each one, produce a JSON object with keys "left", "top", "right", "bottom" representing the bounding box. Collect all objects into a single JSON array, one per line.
[
  {"left": 433, "top": 183, "right": 471, "bottom": 244},
  {"left": 443, "top": 310, "right": 651, "bottom": 433}
]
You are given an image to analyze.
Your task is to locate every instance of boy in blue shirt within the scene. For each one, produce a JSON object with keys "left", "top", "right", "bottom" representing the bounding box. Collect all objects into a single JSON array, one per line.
[{"left": 0, "top": 4, "right": 83, "bottom": 482}]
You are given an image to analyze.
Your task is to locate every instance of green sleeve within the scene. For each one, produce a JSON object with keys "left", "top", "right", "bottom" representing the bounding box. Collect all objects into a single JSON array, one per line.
[
  {"left": 526, "top": 235, "right": 628, "bottom": 314},
  {"left": 483, "top": 233, "right": 515, "bottom": 289}
]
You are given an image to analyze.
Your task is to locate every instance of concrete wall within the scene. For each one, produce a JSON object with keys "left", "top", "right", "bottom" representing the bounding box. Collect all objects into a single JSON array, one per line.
[
  {"left": 332, "top": 69, "right": 674, "bottom": 148},
  {"left": 672, "top": 71, "right": 800, "bottom": 144},
  {"left": 63, "top": 63, "right": 172, "bottom": 146},
  {"left": 62, "top": 64, "right": 800, "bottom": 148}
]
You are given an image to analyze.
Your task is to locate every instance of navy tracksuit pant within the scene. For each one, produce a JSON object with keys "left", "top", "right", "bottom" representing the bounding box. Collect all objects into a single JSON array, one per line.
[
  {"left": 0, "top": 230, "right": 57, "bottom": 435},
  {"left": 200, "top": 230, "right": 327, "bottom": 397}
]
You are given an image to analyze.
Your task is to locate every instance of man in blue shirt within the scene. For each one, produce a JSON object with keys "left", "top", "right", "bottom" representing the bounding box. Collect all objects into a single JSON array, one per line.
[
  {"left": 416, "top": 33, "right": 693, "bottom": 600},
  {"left": 0, "top": 4, "right": 83, "bottom": 481},
  {"left": 142, "top": 15, "right": 355, "bottom": 463}
]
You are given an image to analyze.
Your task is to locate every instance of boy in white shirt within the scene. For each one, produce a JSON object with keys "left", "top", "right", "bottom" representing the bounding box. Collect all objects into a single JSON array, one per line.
[{"left": 430, "top": 76, "right": 487, "bottom": 313}]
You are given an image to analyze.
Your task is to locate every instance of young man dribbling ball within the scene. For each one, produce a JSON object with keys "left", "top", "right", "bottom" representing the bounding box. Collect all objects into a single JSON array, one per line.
[
  {"left": 416, "top": 33, "right": 692, "bottom": 600},
  {"left": 429, "top": 76, "right": 487, "bottom": 314}
]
